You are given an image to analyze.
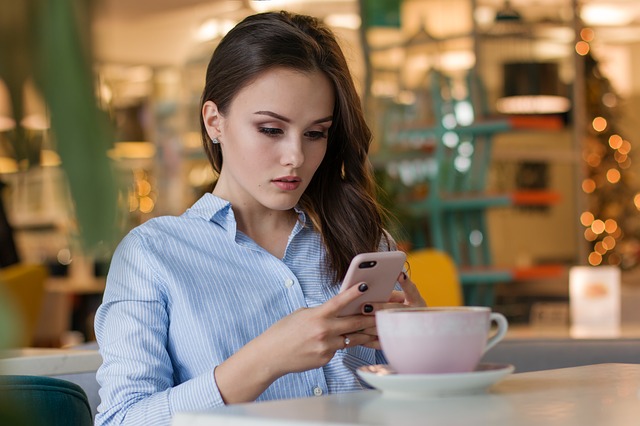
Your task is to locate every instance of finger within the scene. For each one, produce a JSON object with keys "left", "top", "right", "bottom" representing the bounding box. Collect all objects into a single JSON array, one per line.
[
  {"left": 360, "top": 339, "right": 381, "bottom": 350},
  {"left": 339, "top": 334, "right": 351, "bottom": 349},
  {"left": 398, "top": 272, "right": 427, "bottom": 307},
  {"left": 333, "top": 314, "right": 377, "bottom": 336},
  {"left": 357, "top": 326, "right": 378, "bottom": 337},
  {"left": 387, "top": 290, "right": 405, "bottom": 303},
  {"left": 322, "top": 281, "right": 370, "bottom": 316},
  {"left": 361, "top": 301, "right": 408, "bottom": 315},
  {"left": 341, "top": 332, "right": 377, "bottom": 349}
]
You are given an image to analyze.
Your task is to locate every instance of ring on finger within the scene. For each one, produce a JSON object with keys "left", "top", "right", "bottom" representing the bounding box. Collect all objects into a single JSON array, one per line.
[{"left": 343, "top": 335, "right": 351, "bottom": 347}]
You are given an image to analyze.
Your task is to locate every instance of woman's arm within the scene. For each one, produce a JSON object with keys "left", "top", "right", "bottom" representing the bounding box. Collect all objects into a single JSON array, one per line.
[
  {"left": 213, "top": 282, "right": 376, "bottom": 403},
  {"left": 96, "top": 232, "right": 378, "bottom": 423},
  {"left": 95, "top": 233, "right": 225, "bottom": 426}
]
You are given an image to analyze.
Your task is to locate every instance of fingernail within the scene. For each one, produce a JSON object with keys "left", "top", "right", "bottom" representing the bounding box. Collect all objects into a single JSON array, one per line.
[
  {"left": 358, "top": 282, "right": 368, "bottom": 292},
  {"left": 363, "top": 304, "right": 374, "bottom": 313}
]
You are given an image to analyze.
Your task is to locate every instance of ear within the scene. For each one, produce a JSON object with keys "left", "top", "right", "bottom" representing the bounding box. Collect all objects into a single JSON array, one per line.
[{"left": 202, "top": 100, "right": 222, "bottom": 140}]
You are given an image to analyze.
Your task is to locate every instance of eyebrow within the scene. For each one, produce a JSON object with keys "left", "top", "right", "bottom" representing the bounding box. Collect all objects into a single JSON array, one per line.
[{"left": 254, "top": 111, "right": 333, "bottom": 124}]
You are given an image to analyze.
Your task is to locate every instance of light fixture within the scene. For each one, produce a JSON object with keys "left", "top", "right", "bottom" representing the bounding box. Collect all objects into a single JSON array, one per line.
[
  {"left": 438, "top": 50, "right": 476, "bottom": 72},
  {"left": 581, "top": 4, "right": 635, "bottom": 26},
  {"left": 325, "top": 13, "right": 361, "bottom": 30},
  {"left": 107, "top": 142, "right": 156, "bottom": 160},
  {"left": 195, "top": 19, "right": 236, "bottom": 42},
  {"left": 0, "top": 117, "right": 15, "bottom": 132},
  {"left": 108, "top": 103, "right": 156, "bottom": 161},
  {"left": 20, "top": 114, "right": 49, "bottom": 130},
  {"left": 0, "top": 156, "right": 18, "bottom": 174},
  {"left": 496, "top": 62, "right": 571, "bottom": 114},
  {"left": 40, "top": 149, "right": 62, "bottom": 167},
  {"left": 479, "top": 1, "right": 572, "bottom": 115},
  {"left": 485, "top": 0, "right": 528, "bottom": 38}
]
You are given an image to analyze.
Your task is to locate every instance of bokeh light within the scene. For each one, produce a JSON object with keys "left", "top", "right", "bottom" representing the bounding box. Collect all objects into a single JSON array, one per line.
[
  {"left": 592, "top": 116, "right": 607, "bottom": 132},
  {"left": 584, "top": 228, "right": 597, "bottom": 241},
  {"left": 588, "top": 251, "right": 602, "bottom": 266},
  {"left": 602, "top": 235, "right": 616, "bottom": 250},
  {"left": 580, "top": 211, "right": 594, "bottom": 227},
  {"left": 591, "top": 219, "right": 605, "bottom": 234},
  {"left": 604, "top": 219, "right": 618, "bottom": 234},
  {"left": 580, "top": 27, "right": 595, "bottom": 42},
  {"left": 608, "top": 134, "right": 623, "bottom": 149},
  {"left": 606, "top": 168, "right": 621, "bottom": 183},
  {"left": 576, "top": 40, "right": 590, "bottom": 55},
  {"left": 582, "top": 178, "right": 596, "bottom": 193},
  {"left": 618, "top": 140, "right": 631, "bottom": 155},
  {"left": 586, "top": 153, "right": 601, "bottom": 167}
]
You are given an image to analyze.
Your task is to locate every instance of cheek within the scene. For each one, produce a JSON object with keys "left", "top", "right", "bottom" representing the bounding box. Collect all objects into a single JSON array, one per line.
[
  {"left": 308, "top": 143, "right": 328, "bottom": 169},
  {"left": 223, "top": 128, "right": 260, "bottom": 163}
]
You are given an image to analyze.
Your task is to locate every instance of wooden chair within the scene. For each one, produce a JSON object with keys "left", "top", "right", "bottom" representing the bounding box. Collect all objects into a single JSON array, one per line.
[
  {"left": 406, "top": 249, "right": 463, "bottom": 306},
  {"left": 0, "top": 263, "right": 48, "bottom": 347}
]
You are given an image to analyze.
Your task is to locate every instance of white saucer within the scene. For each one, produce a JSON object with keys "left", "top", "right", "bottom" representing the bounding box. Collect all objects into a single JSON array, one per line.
[{"left": 356, "top": 363, "right": 514, "bottom": 398}]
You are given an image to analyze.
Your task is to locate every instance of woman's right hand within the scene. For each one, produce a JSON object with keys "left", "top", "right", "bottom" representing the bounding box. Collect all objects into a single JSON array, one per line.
[
  {"left": 214, "top": 282, "right": 375, "bottom": 403},
  {"left": 262, "top": 282, "right": 377, "bottom": 375}
]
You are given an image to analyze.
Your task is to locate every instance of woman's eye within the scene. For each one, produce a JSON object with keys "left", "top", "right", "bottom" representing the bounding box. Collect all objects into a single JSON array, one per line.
[
  {"left": 259, "top": 127, "right": 283, "bottom": 137},
  {"left": 305, "top": 131, "right": 328, "bottom": 140}
]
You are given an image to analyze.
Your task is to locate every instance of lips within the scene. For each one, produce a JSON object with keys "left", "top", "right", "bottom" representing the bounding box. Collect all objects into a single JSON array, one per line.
[{"left": 272, "top": 176, "right": 301, "bottom": 191}]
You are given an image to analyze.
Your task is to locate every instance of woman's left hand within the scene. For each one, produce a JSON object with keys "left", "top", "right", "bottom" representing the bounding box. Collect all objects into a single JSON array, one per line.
[{"left": 358, "top": 271, "right": 427, "bottom": 349}]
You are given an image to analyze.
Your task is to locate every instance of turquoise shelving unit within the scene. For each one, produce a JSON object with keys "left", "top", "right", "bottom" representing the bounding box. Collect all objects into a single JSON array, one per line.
[{"left": 379, "top": 70, "right": 563, "bottom": 306}]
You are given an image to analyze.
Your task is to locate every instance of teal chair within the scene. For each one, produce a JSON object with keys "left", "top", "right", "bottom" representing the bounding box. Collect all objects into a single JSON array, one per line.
[{"left": 0, "top": 375, "right": 93, "bottom": 426}]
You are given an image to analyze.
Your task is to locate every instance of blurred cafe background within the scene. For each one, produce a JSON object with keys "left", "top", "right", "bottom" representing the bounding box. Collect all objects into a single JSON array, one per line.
[{"left": 1, "top": 0, "right": 640, "bottom": 348}]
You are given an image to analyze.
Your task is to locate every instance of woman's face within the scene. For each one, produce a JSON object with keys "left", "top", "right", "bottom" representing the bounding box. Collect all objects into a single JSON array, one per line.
[{"left": 203, "top": 67, "right": 334, "bottom": 214}]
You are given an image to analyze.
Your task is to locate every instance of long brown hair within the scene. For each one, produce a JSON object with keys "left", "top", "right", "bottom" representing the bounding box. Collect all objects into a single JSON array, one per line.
[{"left": 199, "top": 11, "right": 388, "bottom": 281}]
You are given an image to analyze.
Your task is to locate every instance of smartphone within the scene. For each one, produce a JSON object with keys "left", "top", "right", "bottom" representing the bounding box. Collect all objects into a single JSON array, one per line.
[{"left": 337, "top": 251, "right": 407, "bottom": 317}]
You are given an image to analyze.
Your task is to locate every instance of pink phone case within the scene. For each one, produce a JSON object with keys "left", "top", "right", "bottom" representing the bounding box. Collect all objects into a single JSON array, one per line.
[{"left": 337, "top": 251, "right": 407, "bottom": 316}]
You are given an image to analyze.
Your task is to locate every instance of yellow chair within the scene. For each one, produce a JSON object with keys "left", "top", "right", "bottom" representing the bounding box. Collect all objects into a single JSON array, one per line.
[
  {"left": 0, "top": 264, "right": 48, "bottom": 347},
  {"left": 406, "top": 249, "right": 463, "bottom": 306}
]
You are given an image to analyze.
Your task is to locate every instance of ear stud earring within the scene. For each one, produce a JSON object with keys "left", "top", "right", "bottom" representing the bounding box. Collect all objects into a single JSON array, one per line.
[{"left": 212, "top": 137, "right": 220, "bottom": 144}]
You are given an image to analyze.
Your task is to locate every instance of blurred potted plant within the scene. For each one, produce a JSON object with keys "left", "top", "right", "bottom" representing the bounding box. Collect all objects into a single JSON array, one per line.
[
  {"left": 0, "top": 0, "right": 117, "bottom": 347},
  {"left": 0, "top": 0, "right": 117, "bottom": 254}
]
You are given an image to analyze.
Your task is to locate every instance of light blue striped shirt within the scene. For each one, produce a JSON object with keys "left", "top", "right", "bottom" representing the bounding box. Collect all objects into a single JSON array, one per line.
[{"left": 94, "top": 193, "right": 389, "bottom": 426}]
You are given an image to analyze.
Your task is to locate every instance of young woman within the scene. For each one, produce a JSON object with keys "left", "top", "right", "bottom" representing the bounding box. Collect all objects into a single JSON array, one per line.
[{"left": 94, "top": 11, "right": 425, "bottom": 426}]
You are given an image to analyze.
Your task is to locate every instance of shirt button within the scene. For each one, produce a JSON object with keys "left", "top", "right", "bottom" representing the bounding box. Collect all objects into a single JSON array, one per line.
[
  {"left": 284, "top": 278, "right": 294, "bottom": 288},
  {"left": 313, "top": 386, "right": 323, "bottom": 396}
]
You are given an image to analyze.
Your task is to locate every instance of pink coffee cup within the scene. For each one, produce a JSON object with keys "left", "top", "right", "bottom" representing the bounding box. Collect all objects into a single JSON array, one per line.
[{"left": 376, "top": 307, "right": 508, "bottom": 374}]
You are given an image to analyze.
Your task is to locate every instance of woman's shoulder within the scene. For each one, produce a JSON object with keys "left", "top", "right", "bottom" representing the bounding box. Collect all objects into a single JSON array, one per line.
[
  {"left": 127, "top": 193, "right": 228, "bottom": 238},
  {"left": 125, "top": 214, "right": 191, "bottom": 239}
]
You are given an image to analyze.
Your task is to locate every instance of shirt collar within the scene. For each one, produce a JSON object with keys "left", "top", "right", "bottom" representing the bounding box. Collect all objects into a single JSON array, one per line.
[
  {"left": 186, "top": 192, "right": 308, "bottom": 228},
  {"left": 186, "top": 192, "right": 232, "bottom": 223}
]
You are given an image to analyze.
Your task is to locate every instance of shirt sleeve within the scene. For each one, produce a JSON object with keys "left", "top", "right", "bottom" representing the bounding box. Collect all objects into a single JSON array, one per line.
[
  {"left": 374, "top": 349, "right": 388, "bottom": 365},
  {"left": 94, "top": 231, "right": 225, "bottom": 426}
]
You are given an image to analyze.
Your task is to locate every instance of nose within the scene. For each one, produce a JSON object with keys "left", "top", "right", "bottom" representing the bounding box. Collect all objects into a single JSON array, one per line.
[{"left": 281, "top": 136, "right": 304, "bottom": 168}]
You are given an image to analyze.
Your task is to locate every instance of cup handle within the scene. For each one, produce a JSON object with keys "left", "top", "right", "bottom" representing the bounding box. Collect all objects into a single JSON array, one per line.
[{"left": 484, "top": 312, "right": 509, "bottom": 353}]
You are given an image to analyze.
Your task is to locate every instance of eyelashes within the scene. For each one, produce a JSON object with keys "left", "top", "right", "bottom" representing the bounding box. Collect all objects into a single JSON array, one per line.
[
  {"left": 258, "top": 127, "right": 283, "bottom": 137},
  {"left": 306, "top": 131, "right": 328, "bottom": 140},
  {"left": 258, "top": 127, "right": 328, "bottom": 140}
]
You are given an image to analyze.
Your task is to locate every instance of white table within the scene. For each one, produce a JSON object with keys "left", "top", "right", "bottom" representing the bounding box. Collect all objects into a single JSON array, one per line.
[
  {"left": 0, "top": 347, "right": 102, "bottom": 375},
  {"left": 172, "top": 364, "right": 640, "bottom": 426}
]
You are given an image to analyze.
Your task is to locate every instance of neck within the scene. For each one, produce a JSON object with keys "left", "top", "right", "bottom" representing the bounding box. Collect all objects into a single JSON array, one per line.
[{"left": 235, "top": 208, "right": 298, "bottom": 259}]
